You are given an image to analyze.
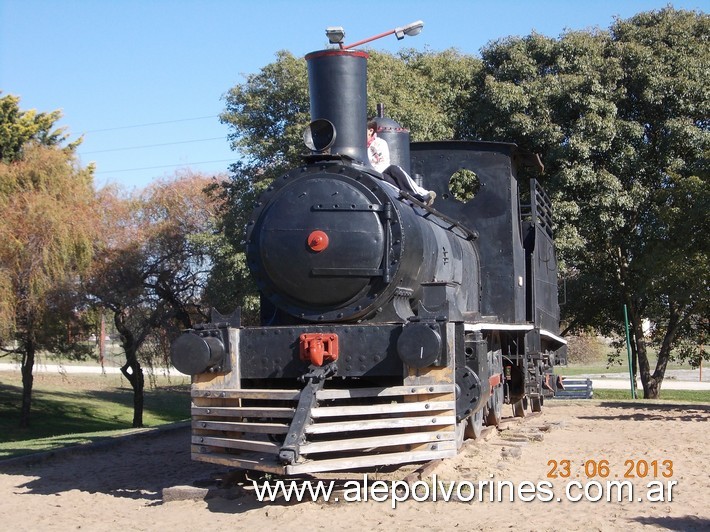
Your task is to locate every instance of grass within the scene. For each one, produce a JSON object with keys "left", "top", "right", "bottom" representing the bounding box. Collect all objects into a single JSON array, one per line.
[
  {"left": 592, "top": 388, "right": 710, "bottom": 403},
  {"left": 0, "top": 370, "right": 191, "bottom": 459}
]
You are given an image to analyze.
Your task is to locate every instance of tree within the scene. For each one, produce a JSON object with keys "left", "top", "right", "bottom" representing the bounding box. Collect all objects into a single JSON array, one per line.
[
  {"left": 87, "top": 171, "right": 222, "bottom": 427},
  {"left": 0, "top": 144, "right": 97, "bottom": 427},
  {"left": 367, "top": 48, "right": 481, "bottom": 141},
  {"left": 469, "top": 8, "right": 709, "bottom": 397},
  {"left": 0, "top": 93, "right": 80, "bottom": 163}
]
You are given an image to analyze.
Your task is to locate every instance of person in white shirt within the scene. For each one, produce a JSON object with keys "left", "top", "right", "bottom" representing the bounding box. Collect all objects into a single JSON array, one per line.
[
  {"left": 367, "top": 120, "right": 390, "bottom": 172},
  {"left": 367, "top": 119, "right": 436, "bottom": 206}
]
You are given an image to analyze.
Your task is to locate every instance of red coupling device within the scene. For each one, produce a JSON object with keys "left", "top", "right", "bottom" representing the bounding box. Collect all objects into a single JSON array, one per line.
[{"left": 299, "top": 333, "right": 339, "bottom": 366}]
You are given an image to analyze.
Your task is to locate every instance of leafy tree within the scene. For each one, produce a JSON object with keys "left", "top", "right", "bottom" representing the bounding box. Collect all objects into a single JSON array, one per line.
[
  {"left": 87, "top": 172, "right": 222, "bottom": 427},
  {"left": 367, "top": 49, "right": 481, "bottom": 140},
  {"left": 0, "top": 144, "right": 97, "bottom": 427},
  {"left": 0, "top": 93, "right": 80, "bottom": 163},
  {"left": 470, "top": 8, "right": 709, "bottom": 397}
]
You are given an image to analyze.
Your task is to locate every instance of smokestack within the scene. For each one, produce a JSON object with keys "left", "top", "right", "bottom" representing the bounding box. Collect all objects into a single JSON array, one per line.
[{"left": 305, "top": 49, "right": 369, "bottom": 165}]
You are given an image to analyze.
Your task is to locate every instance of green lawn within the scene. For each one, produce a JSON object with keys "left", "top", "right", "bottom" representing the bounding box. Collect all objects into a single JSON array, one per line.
[
  {"left": 591, "top": 388, "right": 710, "bottom": 402},
  {"left": 0, "top": 371, "right": 190, "bottom": 459}
]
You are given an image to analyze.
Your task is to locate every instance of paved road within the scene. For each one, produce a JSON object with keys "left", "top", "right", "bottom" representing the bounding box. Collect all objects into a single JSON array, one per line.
[
  {"left": 572, "top": 370, "right": 709, "bottom": 391},
  {"left": 0, "top": 362, "right": 123, "bottom": 375},
  {"left": 585, "top": 378, "right": 710, "bottom": 391}
]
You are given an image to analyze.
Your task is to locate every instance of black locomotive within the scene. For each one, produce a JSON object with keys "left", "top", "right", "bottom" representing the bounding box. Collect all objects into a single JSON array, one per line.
[{"left": 171, "top": 44, "right": 567, "bottom": 475}]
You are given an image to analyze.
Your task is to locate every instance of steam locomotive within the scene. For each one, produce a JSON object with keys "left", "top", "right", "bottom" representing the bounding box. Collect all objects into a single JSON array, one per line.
[{"left": 171, "top": 44, "right": 567, "bottom": 475}]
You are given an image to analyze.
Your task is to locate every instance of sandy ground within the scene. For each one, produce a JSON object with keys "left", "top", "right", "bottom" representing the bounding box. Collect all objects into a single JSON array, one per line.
[{"left": 0, "top": 400, "right": 708, "bottom": 531}]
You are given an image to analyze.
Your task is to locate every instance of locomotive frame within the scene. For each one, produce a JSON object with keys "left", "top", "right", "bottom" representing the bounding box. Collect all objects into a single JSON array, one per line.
[{"left": 171, "top": 42, "right": 567, "bottom": 476}]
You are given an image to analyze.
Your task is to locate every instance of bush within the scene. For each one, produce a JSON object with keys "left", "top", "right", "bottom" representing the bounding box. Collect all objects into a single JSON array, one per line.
[{"left": 566, "top": 334, "right": 610, "bottom": 364}]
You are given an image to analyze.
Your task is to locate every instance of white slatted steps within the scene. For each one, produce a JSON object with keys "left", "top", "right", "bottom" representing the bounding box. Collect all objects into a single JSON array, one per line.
[{"left": 190, "top": 383, "right": 458, "bottom": 474}]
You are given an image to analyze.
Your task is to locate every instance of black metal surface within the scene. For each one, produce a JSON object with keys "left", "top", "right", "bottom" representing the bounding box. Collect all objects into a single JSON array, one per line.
[
  {"left": 397, "top": 190, "right": 478, "bottom": 241},
  {"left": 246, "top": 161, "right": 480, "bottom": 324},
  {"left": 239, "top": 324, "right": 405, "bottom": 379},
  {"left": 522, "top": 179, "right": 561, "bottom": 333},
  {"left": 246, "top": 165, "right": 405, "bottom": 322},
  {"left": 305, "top": 49, "right": 369, "bottom": 164},
  {"left": 504, "top": 355, "right": 526, "bottom": 404},
  {"left": 258, "top": 174, "right": 385, "bottom": 307},
  {"left": 374, "top": 114, "right": 411, "bottom": 174},
  {"left": 396, "top": 322, "right": 442, "bottom": 368},
  {"left": 410, "top": 141, "right": 538, "bottom": 324},
  {"left": 455, "top": 365, "right": 482, "bottom": 421},
  {"left": 171, "top": 329, "right": 226, "bottom": 375},
  {"left": 464, "top": 331, "right": 490, "bottom": 408}
]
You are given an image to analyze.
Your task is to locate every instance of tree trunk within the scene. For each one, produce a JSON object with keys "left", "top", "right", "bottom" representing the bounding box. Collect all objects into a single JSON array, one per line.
[
  {"left": 646, "top": 309, "right": 682, "bottom": 400},
  {"left": 114, "top": 310, "right": 146, "bottom": 428},
  {"left": 19, "top": 334, "right": 36, "bottom": 428},
  {"left": 636, "top": 333, "right": 655, "bottom": 398},
  {"left": 637, "top": 306, "right": 682, "bottom": 399},
  {"left": 625, "top": 302, "right": 653, "bottom": 398},
  {"left": 120, "top": 351, "right": 144, "bottom": 428}
]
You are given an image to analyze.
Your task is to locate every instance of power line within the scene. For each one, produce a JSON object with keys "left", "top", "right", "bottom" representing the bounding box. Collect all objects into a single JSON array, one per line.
[
  {"left": 82, "top": 115, "right": 220, "bottom": 134},
  {"left": 79, "top": 136, "right": 227, "bottom": 154},
  {"left": 94, "top": 158, "right": 235, "bottom": 175}
]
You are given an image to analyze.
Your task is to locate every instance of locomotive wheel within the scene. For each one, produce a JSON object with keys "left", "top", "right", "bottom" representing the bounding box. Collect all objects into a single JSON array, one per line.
[
  {"left": 512, "top": 398, "right": 526, "bottom": 418},
  {"left": 486, "top": 384, "right": 503, "bottom": 427},
  {"left": 530, "top": 395, "right": 542, "bottom": 413},
  {"left": 464, "top": 409, "right": 484, "bottom": 440}
]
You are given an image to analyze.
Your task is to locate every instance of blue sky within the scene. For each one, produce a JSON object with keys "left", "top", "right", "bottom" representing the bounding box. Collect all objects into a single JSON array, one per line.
[{"left": 1, "top": 0, "right": 705, "bottom": 190}]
